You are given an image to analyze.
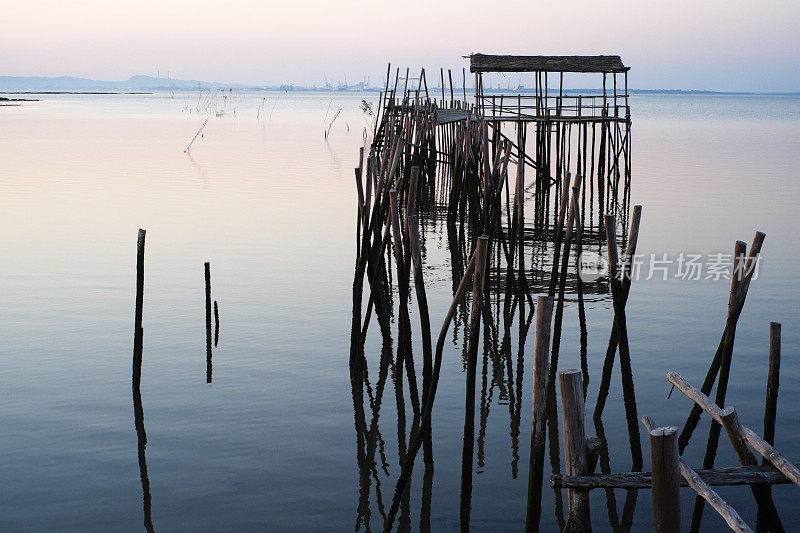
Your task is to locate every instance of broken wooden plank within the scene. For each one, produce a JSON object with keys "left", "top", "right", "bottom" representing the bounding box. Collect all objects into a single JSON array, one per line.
[{"left": 551, "top": 463, "right": 799, "bottom": 490}]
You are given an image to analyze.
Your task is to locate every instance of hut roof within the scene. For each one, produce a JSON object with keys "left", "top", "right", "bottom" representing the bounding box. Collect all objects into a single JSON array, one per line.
[{"left": 469, "top": 54, "right": 628, "bottom": 73}]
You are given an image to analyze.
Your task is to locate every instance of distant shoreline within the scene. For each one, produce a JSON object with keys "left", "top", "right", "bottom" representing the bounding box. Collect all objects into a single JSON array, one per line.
[
  {"left": 1, "top": 89, "right": 798, "bottom": 96},
  {"left": 2, "top": 91, "right": 152, "bottom": 95},
  {"left": 1, "top": 74, "right": 797, "bottom": 95}
]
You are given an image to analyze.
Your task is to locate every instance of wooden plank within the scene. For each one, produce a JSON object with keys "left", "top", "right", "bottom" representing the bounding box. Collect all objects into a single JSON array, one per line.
[
  {"left": 678, "top": 460, "right": 752, "bottom": 533},
  {"left": 551, "top": 463, "right": 800, "bottom": 489},
  {"left": 475, "top": 116, "right": 630, "bottom": 124}
]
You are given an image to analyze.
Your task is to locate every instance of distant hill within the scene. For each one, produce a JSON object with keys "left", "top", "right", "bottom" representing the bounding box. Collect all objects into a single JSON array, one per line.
[
  {"left": 0, "top": 75, "right": 256, "bottom": 92},
  {"left": 0, "top": 74, "right": 795, "bottom": 95}
]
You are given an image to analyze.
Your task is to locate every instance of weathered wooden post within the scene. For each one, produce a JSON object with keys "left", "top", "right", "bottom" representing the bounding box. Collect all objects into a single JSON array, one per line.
[
  {"left": 559, "top": 369, "right": 590, "bottom": 532},
  {"left": 525, "top": 295, "right": 554, "bottom": 532},
  {"left": 642, "top": 415, "right": 751, "bottom": 533},
  {"left": 205, "top": 261, "right": 212, "bottom": 384},
  {"left": 133, "top": 229, "right": 146, "bottom": 390},
  {"left": 763, "top": 322, "right": 781, "bottom": 446},
  {"left": 650, "top": 426, "right": 681, "bottom": 533},
  {"left": 759, "top": 322, "right": 782, "bottom": 530},
  {"left": 132, "top": 228, "right": 154, "bottom": 533}
]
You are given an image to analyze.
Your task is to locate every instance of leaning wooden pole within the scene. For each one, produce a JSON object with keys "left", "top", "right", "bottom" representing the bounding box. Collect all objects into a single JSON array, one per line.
[
  {"left": 407, "top": 214, "right": 433, "bottom": 408},
  {"left": 572, "top": 184, "right": 589, "bottom": 395},
  {"left": 678, "top": 232, "right": 765, "bottom": 452},
  {"left": 604, "top": 214, "right": 642, "bottom": 469},
  {"left": 593, "top": 205, "right": 642, "bottom": 420},
  {"left": 547, "top": 173, "right": 573, "bottom": 297},
  {"left": 690, "top": 240, "right": 748, "bottom": 530},
  {"left": 389, "top": 188, "right": 421, "bottom": 418}
]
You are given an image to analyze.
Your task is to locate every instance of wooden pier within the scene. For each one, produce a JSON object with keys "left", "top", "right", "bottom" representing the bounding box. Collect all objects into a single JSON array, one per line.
[{"left": 346, "top": 53, "right": 797, "bottom": 532}]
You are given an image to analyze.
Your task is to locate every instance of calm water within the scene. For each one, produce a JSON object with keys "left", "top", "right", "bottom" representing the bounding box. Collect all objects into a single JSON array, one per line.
[{"left": 1, "top": 91, "right": 799, "bottom": 531}]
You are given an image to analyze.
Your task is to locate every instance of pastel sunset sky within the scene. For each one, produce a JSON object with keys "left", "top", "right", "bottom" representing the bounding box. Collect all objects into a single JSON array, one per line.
[{"left": 2, "top": 0, "right": 798, "bottom": 91}]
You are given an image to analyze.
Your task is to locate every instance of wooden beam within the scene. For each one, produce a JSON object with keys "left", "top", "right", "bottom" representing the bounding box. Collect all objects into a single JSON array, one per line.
[{"left": 551, "top": 463, "right": 800, "bottom": 490}]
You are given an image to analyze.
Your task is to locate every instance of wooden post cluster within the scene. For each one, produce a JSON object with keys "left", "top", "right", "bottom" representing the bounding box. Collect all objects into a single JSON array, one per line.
[
  {"left": 355, "top": 59, "right": 642, "bottom": 531},
  {"left": 346, "top": 59, "right": 800, "bottom": 533}
]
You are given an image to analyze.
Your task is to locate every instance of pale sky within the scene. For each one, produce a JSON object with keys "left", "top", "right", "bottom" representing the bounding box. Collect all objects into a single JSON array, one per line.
[{"left": 1, "top": 0, "right": 798, "bottom": 91}]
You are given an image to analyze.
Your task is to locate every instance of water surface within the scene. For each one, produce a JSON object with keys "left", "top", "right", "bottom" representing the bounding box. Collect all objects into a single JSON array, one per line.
[{"left": 1, "top": 91, "right": 799, "bottom": 531}]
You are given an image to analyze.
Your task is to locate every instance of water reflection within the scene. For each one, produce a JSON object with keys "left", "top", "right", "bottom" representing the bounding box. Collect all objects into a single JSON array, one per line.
[
  {"left": 214, "top": 300, "right": 219, "bottom": 347},
  {"left": 352, "top": 337, "right": 392, "bottom": 531},
  {"left": 348, "top": 145, "right": 631, "bottom": 530},
  {"left": 5, "top": 91, "right": 799, "bottom": 531},
  {"left": 132, "top": 361, "right": 154, "bottom": 533},
  {"left": 593, "top": 416, "right": 639, "bottom": 532}
]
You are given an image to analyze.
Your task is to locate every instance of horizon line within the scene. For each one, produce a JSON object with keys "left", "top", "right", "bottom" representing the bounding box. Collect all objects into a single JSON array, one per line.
[{"left": 0, "top": 74, "right": 798, "bottom": 96}]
